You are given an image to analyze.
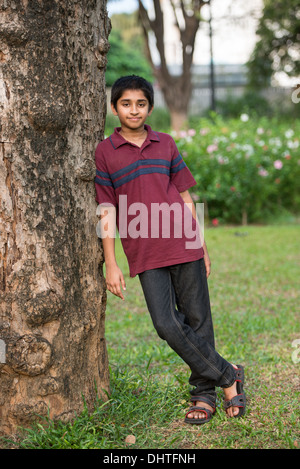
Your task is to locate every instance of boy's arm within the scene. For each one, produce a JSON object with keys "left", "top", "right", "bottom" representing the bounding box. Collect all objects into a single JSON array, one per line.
[
  {"left": 102, "top": 237, "right": 126, "bottom": 300},
  {"left": 99, "top": 206, "right": 126, "bottom": 300},
  {"left": 179, "top": 190, "right": 211, "bottom": 278}
]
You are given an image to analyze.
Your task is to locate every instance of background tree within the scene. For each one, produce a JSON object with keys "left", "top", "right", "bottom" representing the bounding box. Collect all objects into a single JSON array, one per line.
[
  {"left": 138, "top": 0, "right": 208, "bottom": 130},
  {"left": 0, "top": 0, "right": 110, "bottom": 435},
  {"left": 105, "top": 13, "right": 153, "bottom": 86},
  {"left": 247, "top": 0, "right": 300, "bottom": 88}
]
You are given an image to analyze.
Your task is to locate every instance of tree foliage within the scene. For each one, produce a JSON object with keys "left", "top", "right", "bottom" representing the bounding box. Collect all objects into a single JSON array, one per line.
[
  {"left": 105, "top": 14, "right": 153, "bottom": 86},
  {"left": 247, "top": 0, "right": 300, "bottom": 87}
]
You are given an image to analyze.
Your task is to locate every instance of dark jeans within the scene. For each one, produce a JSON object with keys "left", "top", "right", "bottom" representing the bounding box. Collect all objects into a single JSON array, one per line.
[{"left": 139, "top": 258, "right": 235, "bottom": 405}]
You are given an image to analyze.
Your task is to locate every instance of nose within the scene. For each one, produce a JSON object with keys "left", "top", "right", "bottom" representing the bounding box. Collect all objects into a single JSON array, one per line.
[{"left": 130, "top": 104, "right": 139, "bottom": 115}]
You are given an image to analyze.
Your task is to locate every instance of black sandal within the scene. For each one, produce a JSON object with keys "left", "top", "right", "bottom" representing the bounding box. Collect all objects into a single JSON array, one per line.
[
  {"left": 224, "top": 364, "right": 246, "bottom": 418},
  {"left": 185, "top": 396, "right": 216, "bottom": 425}
]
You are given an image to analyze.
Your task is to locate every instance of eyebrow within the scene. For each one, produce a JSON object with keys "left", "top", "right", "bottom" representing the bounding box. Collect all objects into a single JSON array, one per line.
[{"left": 120, "top": 98, "right": 147, "bottom": 103}]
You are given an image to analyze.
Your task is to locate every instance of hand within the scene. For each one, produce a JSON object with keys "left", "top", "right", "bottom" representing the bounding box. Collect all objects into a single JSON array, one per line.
[
  {"left": 203, "top": 243, "right": 211, "bottom": 278},
  {"left": 105, "top": 264, "right": 126, "bottom": 300},
  {"left": 204, "top": 252, "right": 211, "bottom": 278}
]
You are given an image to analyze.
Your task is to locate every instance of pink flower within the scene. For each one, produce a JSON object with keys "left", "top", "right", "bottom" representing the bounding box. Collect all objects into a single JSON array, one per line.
[
  {"left": 212, "top": 218, "right": 219, "bottom": 227},
  {"left": 230, "top": 186, "right": 236, "bottom": 192},
  {"left": 188, "top": 129, "right": 196, "bottom": 137},
  {"left": 258, "top": 168, "right": 268, "bottom": 177},
  {"left": 274, "top": 160, "right": 283, "bottom": 169},
  {"left": 207, "top": 144, "right": 218, "bottom": 153}
]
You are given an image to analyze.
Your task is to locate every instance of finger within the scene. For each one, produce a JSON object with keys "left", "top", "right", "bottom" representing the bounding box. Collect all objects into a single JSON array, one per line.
[
  {"left": 114, "top": 282, "right": 124, "bottom": 300},
  {"left": 107, "top": 283, "right": 123, "bottom": 300},
  {"left": 118, "top": 288, "right": 124, "bottom": 300},
  {"left": 120, "top": 274, "right": 126, "bottom": 292}
]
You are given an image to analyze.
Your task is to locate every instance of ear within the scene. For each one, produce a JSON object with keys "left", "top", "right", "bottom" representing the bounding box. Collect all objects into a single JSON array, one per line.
[
  {"left": 111, "top": 103, "right": 118, "bottom": 116},
  {"left": 148, "top": 105, "right": 154, "bottom": 116}
]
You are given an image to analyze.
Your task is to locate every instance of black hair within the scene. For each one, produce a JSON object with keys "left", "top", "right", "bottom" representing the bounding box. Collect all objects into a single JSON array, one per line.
[{"left": 111, "top": 75, "right": 154, "bottom": 110}]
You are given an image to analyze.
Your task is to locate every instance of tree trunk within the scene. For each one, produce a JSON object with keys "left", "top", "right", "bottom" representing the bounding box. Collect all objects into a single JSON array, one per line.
[
  {"left": 138, "top": 0, "right": 205, "bottom": 132},
  {"left": 0, "top": 0, "right": 111, "bottom": 435},
  {"left": 169, "top": 110, "right": 189, "bottom": 133},
  {"left": 160, "top": 78, "right": 191, "bottom": 131}
]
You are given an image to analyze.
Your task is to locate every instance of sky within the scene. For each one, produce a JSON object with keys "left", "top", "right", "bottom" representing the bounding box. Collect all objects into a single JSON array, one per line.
[{"left": 108, "top": 0, "right": 143, "bottom": 15}]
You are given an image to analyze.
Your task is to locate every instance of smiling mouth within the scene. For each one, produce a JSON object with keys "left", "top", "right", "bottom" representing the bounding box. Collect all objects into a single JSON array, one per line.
[{"left": 128, "top": 118, "right": 141, "bottom": 123}]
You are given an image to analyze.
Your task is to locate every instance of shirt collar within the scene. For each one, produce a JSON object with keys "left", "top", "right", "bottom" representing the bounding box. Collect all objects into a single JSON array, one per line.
[{"left": 109, "top": 124, "right": 160, "bottom": 149}]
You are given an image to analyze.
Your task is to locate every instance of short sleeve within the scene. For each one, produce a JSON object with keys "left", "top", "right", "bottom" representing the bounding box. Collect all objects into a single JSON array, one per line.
[
  {"left": 170, "top": 139, "right": 197, "bottom": 193},
  {"left": 94, "top": 143, "right": 117, "bottom": 206}
]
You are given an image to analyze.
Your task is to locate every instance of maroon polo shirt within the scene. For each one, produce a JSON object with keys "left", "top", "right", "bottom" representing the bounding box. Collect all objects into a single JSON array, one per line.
[{"left": 95, "top": 125, "right": 204, "bottom": 277}]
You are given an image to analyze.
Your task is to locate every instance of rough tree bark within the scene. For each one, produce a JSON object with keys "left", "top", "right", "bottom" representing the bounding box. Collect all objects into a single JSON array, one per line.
[
  {"left": 138, "top": 0, "right": 206, "bottom": 131},
  {"left": 0, "top": 0, "right": 111, "bottom": 435}
]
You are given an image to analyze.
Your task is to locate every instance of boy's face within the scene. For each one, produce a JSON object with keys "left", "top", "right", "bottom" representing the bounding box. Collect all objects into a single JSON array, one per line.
[{"left": 111, "top": 89, "right": 153, "bottom": 132}]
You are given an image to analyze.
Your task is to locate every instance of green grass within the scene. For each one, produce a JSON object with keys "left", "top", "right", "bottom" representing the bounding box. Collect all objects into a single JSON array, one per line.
[{"left": 4, "top": 225, "right": 300, "bottom": 449}]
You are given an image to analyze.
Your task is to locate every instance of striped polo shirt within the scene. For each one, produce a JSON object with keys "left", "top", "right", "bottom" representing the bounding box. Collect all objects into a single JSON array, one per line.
[{"left": 95, "top": 125, "right": 203, "bottom": 277}]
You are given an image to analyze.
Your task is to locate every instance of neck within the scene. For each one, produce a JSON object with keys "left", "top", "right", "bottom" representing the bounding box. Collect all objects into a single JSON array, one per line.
[
  {"left": 119, "top": 125, "right": 147, "bottom": 147},
  {"left": 120, "top": 125, "right": 146, "bottom": 138}
]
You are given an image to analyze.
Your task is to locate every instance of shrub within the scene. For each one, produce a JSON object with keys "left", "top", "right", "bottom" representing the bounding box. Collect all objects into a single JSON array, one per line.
[{"left": 174, "top": 114, "right": 300, "bottom": 225}]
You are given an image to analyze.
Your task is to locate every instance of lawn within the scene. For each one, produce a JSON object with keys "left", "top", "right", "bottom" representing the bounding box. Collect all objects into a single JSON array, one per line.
[{"left": 11, "top": 224, "right": 299, "bottom": 450}]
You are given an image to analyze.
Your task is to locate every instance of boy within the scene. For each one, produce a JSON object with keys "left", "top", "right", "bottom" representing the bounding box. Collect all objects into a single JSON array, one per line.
[{"left": 95, "top": 75, "right": 246, "bottom": 424}]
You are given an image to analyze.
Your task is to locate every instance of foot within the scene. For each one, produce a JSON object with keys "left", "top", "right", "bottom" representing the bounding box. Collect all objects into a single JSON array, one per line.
[
  {"left": 223, "top": 364, "right": 243, "bottom": 417},
  {"left": 186, "top": 401, "right": 215, "bottom": 421}
]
